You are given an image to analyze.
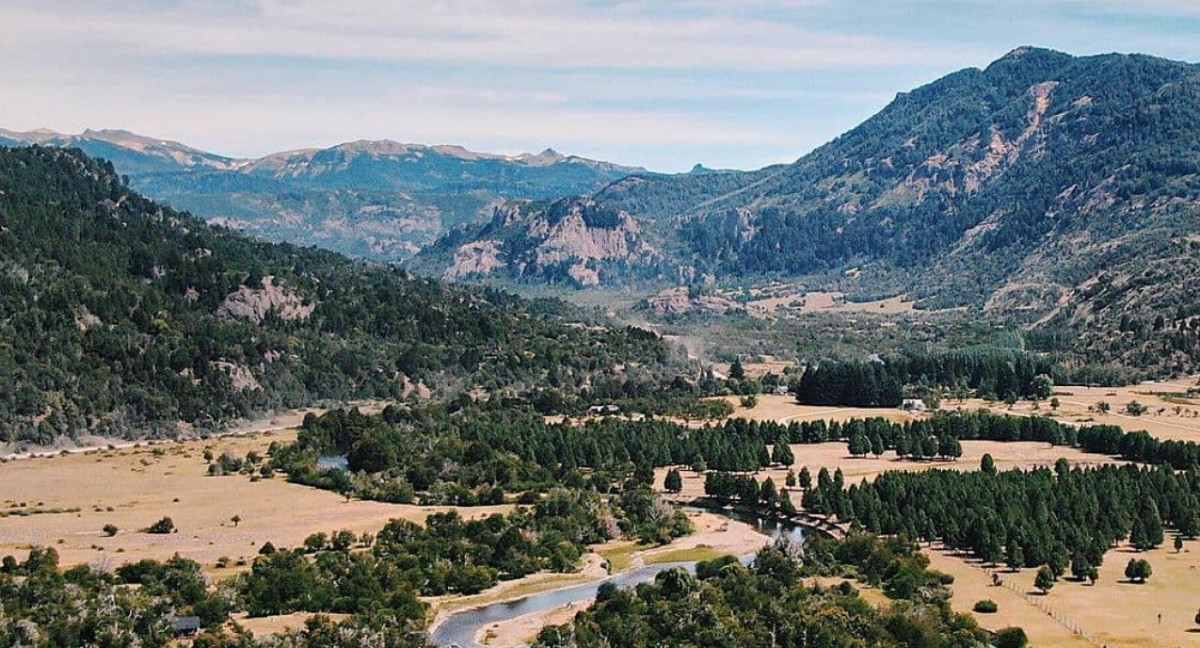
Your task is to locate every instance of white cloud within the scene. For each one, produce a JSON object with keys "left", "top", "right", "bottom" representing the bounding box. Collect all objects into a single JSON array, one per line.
[{"left": 0, "top": 0, "right": 974, "bottom": 71}]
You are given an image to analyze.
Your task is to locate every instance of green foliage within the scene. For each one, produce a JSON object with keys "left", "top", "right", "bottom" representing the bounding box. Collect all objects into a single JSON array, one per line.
[
  {"left": 1124, "top": 558, "right": 1153, "bottom": 583},
  {"left": 973, "top": 599, "right": 998, "bottom": 613},
  {"left": 270, "top": 404, "right": 772, "bottom": 503},
  {"left": 663, "top": 468, "right": 683, "bottom": 493},
  {"left": 994, "top": 627, "right": 1029, "bottom": 648},
  {"left": 0, "top": 146, "right": 677, "bottom": 443},
  {"left": 1034, "top": 565, "right": 1055, "bottom": 594},
  {"left": 536, "top": 538, "right": 990, "bottom": 648}
]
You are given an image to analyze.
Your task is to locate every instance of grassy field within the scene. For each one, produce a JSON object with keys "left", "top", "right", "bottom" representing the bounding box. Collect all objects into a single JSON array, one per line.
[
  {"left": 955, "top": 376, "right": 1200, "bottom": 442},
  {"left": 0, "top": 430, "right": 509, "bottom": 569}
]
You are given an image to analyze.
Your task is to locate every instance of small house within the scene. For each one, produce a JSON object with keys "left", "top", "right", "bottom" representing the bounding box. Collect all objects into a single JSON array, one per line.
[{"left": 900, "top": 399, "right": 927, "bottom": 413}]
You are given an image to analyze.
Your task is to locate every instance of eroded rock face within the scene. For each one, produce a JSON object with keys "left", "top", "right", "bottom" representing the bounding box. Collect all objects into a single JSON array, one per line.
[
  {"left": 439, "top": 198, "right": 659, "bottom": 287},
  {"left": 216, "top": 276, "right": 315, "bottom": 324},
  {"left": 210, "top": 361, "right": 262, "bottom": 391},
  {"left": 640, "top": 287, "right": 743, "bottom": 318},
  {"left": 443, "top": 240, "right": 506, "bottom": 282}
]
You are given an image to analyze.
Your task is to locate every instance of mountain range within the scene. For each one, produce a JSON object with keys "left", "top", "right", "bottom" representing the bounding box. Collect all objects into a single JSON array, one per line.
[
  {"left": 0, "top": 128, "right": 643, "bottom": 262},
  {"left": 5, "top": 46, "right": 1200, "bottom": 376}
]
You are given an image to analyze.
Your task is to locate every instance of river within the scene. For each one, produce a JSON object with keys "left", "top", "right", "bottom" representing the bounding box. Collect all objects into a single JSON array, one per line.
[{"left": 427, "top": 508, "right": 804, "bottom": 648}]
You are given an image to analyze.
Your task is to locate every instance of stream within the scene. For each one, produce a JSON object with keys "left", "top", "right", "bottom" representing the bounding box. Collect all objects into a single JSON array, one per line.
[{"left": 427, "top": 508, "right": 804, "bottom": 648}]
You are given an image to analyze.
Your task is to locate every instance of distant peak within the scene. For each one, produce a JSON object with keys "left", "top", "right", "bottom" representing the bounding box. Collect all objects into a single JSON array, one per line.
[
  {"left": 1002, "top": 46, "right": 1038, "bottom": 59},
  {"left": 539, "top": 148, "right": 560, "bottom": 157},
  {"left": 987, "top": 46, "right": 1073, "bottom": 69}
]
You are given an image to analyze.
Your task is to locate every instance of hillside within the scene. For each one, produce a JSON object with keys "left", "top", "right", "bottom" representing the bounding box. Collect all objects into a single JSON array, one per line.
[
  {"left": 0, "top": 130, "right": 642, "bottom": 263},
  {"left": 0, "top": 147, "right": 675, "bottom": 446},
  {"left": 416, "top": 47, "right": 1200, "bottom": 370}
]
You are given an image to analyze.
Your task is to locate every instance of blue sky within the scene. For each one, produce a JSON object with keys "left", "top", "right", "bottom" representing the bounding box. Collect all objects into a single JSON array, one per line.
[{"left": 3, "top": 0, "right": 1199, "bottom": 171}]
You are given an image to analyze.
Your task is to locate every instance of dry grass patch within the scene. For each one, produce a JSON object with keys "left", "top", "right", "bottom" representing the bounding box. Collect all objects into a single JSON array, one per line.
[{"left": 0, "top": 430, "right": 509, "bottom": 568}]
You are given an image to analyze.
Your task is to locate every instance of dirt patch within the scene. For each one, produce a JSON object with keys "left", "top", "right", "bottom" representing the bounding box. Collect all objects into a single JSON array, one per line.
[
  {"left": 744, "top": 289, "right": 916, "bottom": 317},
  {"left": 235, "top": 612, "right": 351, "bottom": 638},
  {"left": 475, "top": 602, "right": 584, "bottom": 647}
]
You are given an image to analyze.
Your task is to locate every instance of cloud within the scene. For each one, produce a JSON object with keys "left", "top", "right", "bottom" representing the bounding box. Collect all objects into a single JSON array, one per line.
[{"left": 1, "top": 0, "right": 974, "bottom": 71}]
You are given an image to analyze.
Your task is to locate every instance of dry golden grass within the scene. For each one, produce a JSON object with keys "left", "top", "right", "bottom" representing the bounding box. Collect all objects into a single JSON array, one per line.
[
  {"left": 954, "top": 375, "right": 1200, "bottom": 442},
  {"left": 921, "top": 547, "right": 1093, "bottom": 648},
  {"left": 744, "top": 289, "right": 916, "bottom": 317},
  {"left": 0, "top": 431, "right": 509, "bottom": 569},
  {"left": 719, "top": 394, "right": 917, "bottom": 424},
  {"left": 979, "top": 540, "right": 1200, "bottom": 648},
  {"left": 656, "top": 439, "right": 1122, "bottom": 503}
]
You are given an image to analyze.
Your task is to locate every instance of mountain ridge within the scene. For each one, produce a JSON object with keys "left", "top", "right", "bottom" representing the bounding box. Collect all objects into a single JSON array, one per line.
[
  {"left": 0, "top": 128, "right": 644, "bottom": 263},
  {"left": 413, "top": 46, "right": 1200, "bottom": 371}
]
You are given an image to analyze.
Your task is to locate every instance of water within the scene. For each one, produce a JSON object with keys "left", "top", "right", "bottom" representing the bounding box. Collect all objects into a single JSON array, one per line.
[{"left": 427, "top": 507, "right": 803, "bottom": 648}]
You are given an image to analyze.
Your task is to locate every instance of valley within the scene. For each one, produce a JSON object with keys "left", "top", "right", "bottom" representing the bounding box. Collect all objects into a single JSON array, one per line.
[{"left": 2, "top": 5, "right": 1199, "bottom": 644}]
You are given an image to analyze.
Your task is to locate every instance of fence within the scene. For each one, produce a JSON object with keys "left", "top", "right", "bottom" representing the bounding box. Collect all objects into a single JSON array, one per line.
[{"left": 987, "top": 568, "right": 1103, "bottom": 646}]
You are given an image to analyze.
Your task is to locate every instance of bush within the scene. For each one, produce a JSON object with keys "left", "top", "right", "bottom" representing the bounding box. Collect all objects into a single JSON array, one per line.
[
  {"left": 102, "top": 524, "right": 118, "bottom": 537},
  {"left": 994, "top": 627, "right": 1028, "bottom": 648},
  {"left": 973, "top": 599, "right": 998, "bottom": 613},
  {"left": 145, "top": 517, "right": 175, "bottom": 534}
]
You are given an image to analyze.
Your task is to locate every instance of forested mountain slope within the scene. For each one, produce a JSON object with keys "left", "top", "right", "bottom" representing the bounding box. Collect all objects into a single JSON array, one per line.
[
  {"left": 0, "top": 130, "right": 642, "bottom": 263},
  {"left": 0, "top": 147, "right": 675, "bottom": 445},
  {"left": 416, "top": 47, "right": 1200, "bottom": 371},
  {"left": 420, "top": 47, "right": 1200, "bottom": 299}
]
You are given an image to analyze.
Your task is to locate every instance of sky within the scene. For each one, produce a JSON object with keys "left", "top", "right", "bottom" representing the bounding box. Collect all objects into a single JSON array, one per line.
[{"left": 3, "top": 0, "right": 1199, "bottom": 172}]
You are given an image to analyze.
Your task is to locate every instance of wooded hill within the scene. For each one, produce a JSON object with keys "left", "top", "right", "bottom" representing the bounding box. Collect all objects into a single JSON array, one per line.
[{"left": 0, "top": 147, "right": 676, "bottom": 445}]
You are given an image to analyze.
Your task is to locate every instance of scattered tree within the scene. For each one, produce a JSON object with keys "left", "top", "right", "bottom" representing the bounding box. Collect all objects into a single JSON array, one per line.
[{"left": 1034, "top": 565, "right": 1055, "bottom": 594}]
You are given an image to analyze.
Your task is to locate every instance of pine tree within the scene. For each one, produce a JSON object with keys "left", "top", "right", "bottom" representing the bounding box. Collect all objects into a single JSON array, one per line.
[
  {"left": 729, "top": 358, "right": 746, "bottom": 381},
  {"left": 870, "top": 432, "right": 885, "bottom": 458},
  {"left": 1006, "top": 540, "right": 1024, "bottom": 571},
  {"left": 1130, "top": 515, "right": 1149, "bottom": 551},
  {"left": 848, "top": 431, "right": 868, "bottom": 457},
  {"left": 772, "top": 441, "right": 795, "bottom": 467},
  {"left": 760, "top": 478, "right": 777, "bottom": 506},
  {"left": 1141, "top": 501, "right": 1165, "bottom": 549},
  {"left": 798, "top": 466, "right": 812, "bottom": 490},
  {"left": 664, "top": 469, "right": 683, "bottom": 494},
  {"left": 1070, "top": 554, "right": 1090, "bottom": 581}
]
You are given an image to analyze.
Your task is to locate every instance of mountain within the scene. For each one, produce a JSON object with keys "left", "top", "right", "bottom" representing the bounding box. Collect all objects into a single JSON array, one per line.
[
  {"left": 0, "top": 130, "right": 643, "bottom": 263},
  {"left": 0, "top": 127, "right": 238, "bottom": 174},
  {"left": 0, "top": 146, "right": 674, "bottom": 447},
  {"left": 416, "top": 47, "right": 1200, "bottom": 370}
]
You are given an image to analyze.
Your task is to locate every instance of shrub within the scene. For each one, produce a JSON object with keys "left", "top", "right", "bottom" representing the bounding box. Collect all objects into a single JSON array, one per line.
[
  {"left": 145, "top": 516, "right": 175, "bottom": 534},
  {"left": 102, "top": 524, "right": 118, "bottom": 537},
  {"left": 973, "top": 599, "right": 998, "bottom": 613},
  {"left": 994, "top": 627, "right": 1028, "bottom": 648}
]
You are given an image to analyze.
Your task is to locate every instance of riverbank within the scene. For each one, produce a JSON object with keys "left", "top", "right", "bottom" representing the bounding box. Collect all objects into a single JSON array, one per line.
[{"left": 428, "top": 509, "right": 777, "bottom": 648}]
